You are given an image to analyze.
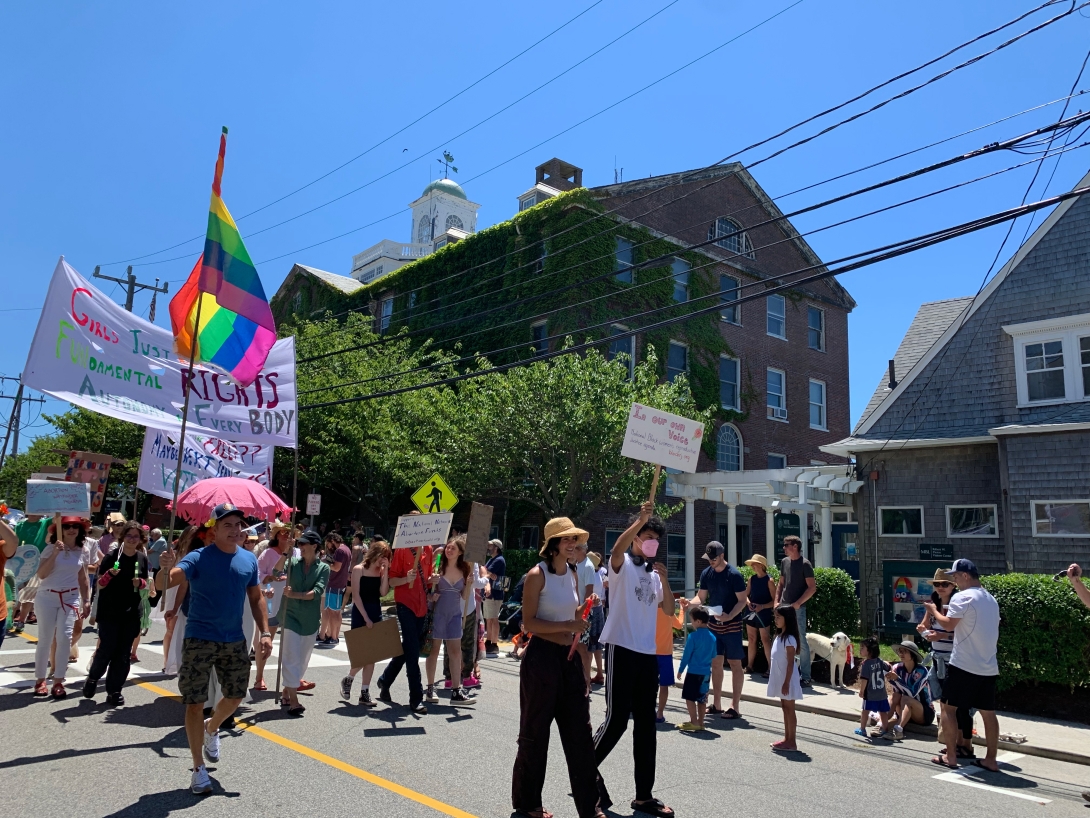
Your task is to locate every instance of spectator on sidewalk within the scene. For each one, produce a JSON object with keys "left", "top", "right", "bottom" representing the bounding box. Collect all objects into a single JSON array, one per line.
[
  {"left": 918, "top": 570, "right": 975, "bottom": 759},
  {"left": 774, "top": 536, "right": 815, "bottom": 687},
  {"left": 887, "top": 639, "right": 935, "bottom": 739},
  {"left": 1065, "top": 564, "right": 1090, "bottom": 804},
  {"left": 924, "top": 559, "right": 1000, "bottom": 772},
  {"left": 483, "top": 539, "right": 506, "bottom": 657},
  {"left": 654, "top": 588, "right": 684, "bottom": 723},
  {"left": 675, "top": 605, "right": 716, "bottom": 732},
  {"left": 743, "top": 554, "right": 775, "bottom": 677}
]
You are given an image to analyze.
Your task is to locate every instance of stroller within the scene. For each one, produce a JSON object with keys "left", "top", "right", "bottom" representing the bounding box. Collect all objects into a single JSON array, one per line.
[{"left": 498, "top": 575, "right": 525, "bottom": 640}]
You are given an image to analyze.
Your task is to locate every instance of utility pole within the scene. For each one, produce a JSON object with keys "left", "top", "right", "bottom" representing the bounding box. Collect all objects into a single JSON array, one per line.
[
  {"left": 92, "top": 265, "right": 170, "bottom": 313},
  {"left": 0, "top": 375, "right": 46, "bottom": 471}
]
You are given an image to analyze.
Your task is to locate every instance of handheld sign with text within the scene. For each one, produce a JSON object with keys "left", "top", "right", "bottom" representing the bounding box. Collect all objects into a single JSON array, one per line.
[
  {"left": 306, "top": 494, "right": 321, "bottom": 516},
  {"left": 344, "top": 617, "right": 404, "bottom": 668},
  {"left": 10, "top": 544, "right": 41, "bottom": 584},
  {"left": 392, "top": 512, "right": 453, "bottom": 550},
  {"left": 620, "top": 404, "right": 704, "bottom": 500},
  {"left": 26, "top": 479, "right": 91, "bottom": 516},
  {"left": 463, "top": 502, "right": 494, "bottom": 565}
]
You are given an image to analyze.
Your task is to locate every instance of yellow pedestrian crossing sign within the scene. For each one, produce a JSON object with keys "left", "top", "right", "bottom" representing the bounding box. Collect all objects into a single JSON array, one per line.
[{"left": 412, "top": 473, "right": 458, "bottom": 514}]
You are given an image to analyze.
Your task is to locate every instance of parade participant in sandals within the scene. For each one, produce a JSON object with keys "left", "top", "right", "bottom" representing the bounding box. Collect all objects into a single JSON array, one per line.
[
  {"left": 594, "top": 501, "right": 675, "bottom": 818},
  {"left": 167, "top": 503, "right": 272, "bottom": 795},
  {"left": 511, "top": 518, "right": 603, "bottom": 818},
  {"left": 253, "top": 521, "right": 295, "bottom": 690},
  {"left": 424, "top": 535, "right": 476, "bottom": 707},
  {"left": 83, "top": 522, "right": 149, "bottom": 705},
  {"left": 341, "top": 540, "right": 391, "bottom": 706},
  {"left": 32, "top": 515, "right": 92, "bottom": 698},
  {"left": 280, "top": 529, "right": 328, "bottom": 715}
]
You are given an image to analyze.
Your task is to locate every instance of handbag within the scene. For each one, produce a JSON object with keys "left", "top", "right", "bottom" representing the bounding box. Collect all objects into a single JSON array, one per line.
[
  {"left": 418, "top": 605, "right": 435, "bottom": 657},
  {"left": 741, "top": 610, "right": 763, "bottom": 629}
]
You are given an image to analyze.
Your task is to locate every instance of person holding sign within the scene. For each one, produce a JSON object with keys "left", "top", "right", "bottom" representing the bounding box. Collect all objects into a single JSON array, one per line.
[
  {"left": 593, "top": 501, "right": 675, "bottom": 818},
  {"left": 340, "top": 541, "right": 391, "bottom": 706},
  {"left": 280, "top": 530, "right": 329, "bottom": 715},
  {"left": 424, "top": 535, "right": 476, "bottom": 707},
  {"left": 32, "top": 515, "right": 92, "bottom": 698},
  {"left": 83, "top": 522, "right": 149, "bottom": 705},
  {"left": 511, "top": 517, "right": 602, "bottom": 818},
  {"left": 375, "top": 539, "right": 434, "bottom": 715}
]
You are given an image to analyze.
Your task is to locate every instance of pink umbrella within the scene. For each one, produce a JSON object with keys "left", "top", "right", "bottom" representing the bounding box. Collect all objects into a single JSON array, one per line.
[{"left": 171, "top": 477, "right": 293, "bottom": 525}]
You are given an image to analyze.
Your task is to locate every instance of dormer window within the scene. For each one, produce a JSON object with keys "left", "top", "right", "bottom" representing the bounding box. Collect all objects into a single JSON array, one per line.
[{"left": 708, "top": 217, "right": 754, "bottom": 258}]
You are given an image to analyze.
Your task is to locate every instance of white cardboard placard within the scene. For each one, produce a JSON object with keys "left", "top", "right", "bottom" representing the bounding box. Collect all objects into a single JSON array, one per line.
[
  {"left": 620, "top": 403, "right": 704, "bottom": 473},
  {"left": 25, "top": 479, "right": 91, "bottom": 515},
  {"left": 391, "top": 512, "right": 453, "bottom": 550}
]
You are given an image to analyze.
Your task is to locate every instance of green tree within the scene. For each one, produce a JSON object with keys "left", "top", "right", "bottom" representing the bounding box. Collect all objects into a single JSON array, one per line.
[{"left": 445, "top": 343, "right": 708, "bottom": 523}]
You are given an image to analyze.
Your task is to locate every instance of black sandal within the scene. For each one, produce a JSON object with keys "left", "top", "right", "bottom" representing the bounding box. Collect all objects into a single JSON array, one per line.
[
  {"left": 631, "top": 798, "right": 674, "bottom": 817},
  {"left": 955, "top": 745, "right": 976, "bottom": 759},
  {"left": 722, "top": 708, "right": 740, "bottom": 720}
]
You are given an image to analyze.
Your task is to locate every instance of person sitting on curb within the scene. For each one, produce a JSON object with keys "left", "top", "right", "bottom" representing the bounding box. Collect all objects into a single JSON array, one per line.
[{"left": 886, "top": 639, "right": 935, "bottom": 739}]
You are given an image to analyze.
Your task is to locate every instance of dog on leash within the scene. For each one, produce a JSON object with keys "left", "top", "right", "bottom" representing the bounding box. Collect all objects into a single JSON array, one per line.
[{"left": 806, "top": 631, "right": 852, "bottom": 687}]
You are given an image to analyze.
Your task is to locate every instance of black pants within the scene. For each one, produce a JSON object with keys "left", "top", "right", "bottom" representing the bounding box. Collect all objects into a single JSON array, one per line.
[
  {"left": 512, "top": 638, "right": 600, "bottom": 818},
  {"left": 87, "top": 619, "right": 140, "bottom": 695},
  {"left": 594, "top": 644, "right": 658, "bottom": 803},
  {"left": 378, "top": 603, "right": 425, "bottom": 707}
]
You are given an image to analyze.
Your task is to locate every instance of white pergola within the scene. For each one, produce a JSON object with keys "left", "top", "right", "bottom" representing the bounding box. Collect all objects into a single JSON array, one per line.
[{"left": 665, "top": 466, "right": 864, "bottom": 594}]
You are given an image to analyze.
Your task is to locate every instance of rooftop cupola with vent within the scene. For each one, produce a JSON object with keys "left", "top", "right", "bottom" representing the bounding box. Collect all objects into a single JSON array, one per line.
[{"left": 517, "top": 157, "right": 583, "bottom": 213}]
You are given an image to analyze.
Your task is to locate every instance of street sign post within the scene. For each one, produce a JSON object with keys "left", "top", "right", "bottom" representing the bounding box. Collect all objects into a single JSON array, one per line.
[{"left": 411, "top": 473, "right": 458, "bottom": 514}]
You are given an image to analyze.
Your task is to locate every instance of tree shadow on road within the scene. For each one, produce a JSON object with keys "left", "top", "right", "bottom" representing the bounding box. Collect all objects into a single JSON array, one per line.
[{"left": 102, "top": 786, "right": 240, "bottom": 817}]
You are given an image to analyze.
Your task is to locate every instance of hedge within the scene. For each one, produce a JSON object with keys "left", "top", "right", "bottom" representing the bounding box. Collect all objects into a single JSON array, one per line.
[{"left": 739, "top": 565, "right": 860, "bottom": 637}]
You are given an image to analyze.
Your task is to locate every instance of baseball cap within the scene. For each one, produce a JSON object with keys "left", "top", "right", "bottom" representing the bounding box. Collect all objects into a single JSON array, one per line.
[
  {"left": 944, "top": 558, "right": 979, "bottom": 578},
  {"left": 297, "top": 529, "right": 322, "bottom": 546},
  {"left": 703, "top": 541, "right": 725, "bottom": 560},
  {"left": 210, "top": 503, "right": 245, "bottom": 523}
]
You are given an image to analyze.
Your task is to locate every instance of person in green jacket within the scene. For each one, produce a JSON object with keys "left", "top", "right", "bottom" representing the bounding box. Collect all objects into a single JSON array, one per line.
[{"left": 280, "top": 529, "right": 328, "bottom": 715}]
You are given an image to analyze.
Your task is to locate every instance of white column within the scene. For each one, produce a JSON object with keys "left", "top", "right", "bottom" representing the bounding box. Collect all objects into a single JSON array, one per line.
[
  {"left": 726, "top": 503, "right": 738, "bottom": 566},
  {"left": 765, "top": 507, "right": 775, "bottom": 561},
  {"left": 684, "top": 499, "right": 696, "bottom": 597},
  {"left": 798, "top": 483, "right": 808, "bottom": 563},
  {"left": 821, "top": 503, "right": 833, "bottom": 569}
]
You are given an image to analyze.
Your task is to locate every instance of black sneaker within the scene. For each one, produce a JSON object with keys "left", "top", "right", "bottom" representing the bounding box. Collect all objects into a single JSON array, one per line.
[
  {"left": 82, "top": 678, "right": 97, "bottom": 699},
  {"left": 411, "top": 702, "right": 427, "bottom": 715},
  {"left": 105, "top": 692, "right": 124, "bottom": 707},
  {"left": 376, "top": 680, "right": 392, "bottom": 704},
  {"left": 358, "top": 690, "right": 376, "bottom": 707},
  {"left": 450, "top": 689, "right": 476, "bottom": 707}
]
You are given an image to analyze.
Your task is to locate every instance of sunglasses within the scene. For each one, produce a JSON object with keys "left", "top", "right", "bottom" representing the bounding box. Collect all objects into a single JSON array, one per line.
[
  {"left": 933, "top": 581, "right": 953, "bottom": 587},
  {"left": 61, "top": 523, "right": 83, "bottom": 530}
]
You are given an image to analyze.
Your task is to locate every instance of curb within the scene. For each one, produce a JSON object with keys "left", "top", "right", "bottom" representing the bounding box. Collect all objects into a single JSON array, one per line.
[{"left": 738, "top": 692, "right": 1090, "bottom": 768}]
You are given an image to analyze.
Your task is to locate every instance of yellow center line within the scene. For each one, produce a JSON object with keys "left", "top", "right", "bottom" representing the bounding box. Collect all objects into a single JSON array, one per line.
[{"left": 12, "top": 632, "right": 477, "bottom": 818}]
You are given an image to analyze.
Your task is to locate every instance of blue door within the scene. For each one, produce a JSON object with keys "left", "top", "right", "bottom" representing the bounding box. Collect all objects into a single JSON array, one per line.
[{"left": 832, "top": 524, "right": 860, "bottom": 585}]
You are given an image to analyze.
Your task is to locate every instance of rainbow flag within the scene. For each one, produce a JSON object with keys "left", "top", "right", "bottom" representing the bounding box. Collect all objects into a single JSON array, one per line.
[{"left": 169, "top": 127, "right": 276, "bottom": 388}]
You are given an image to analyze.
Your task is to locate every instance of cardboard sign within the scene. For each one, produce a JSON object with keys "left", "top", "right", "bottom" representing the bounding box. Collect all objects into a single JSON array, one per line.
[
  {"left": 65, "top": 451, "right": 113, "bottom": 513},
  {"left": 137, "top": 428, "right": 273, "bottom": 499},
  {"left": 464, "top": 502, "right": 494, "bottom": 565},
  {"left": 10, "top": 544, "right": 41, "bottom": 584},
  {"left": 25, "top": 479, "right": 91, "bottom": 515},
  {"left": 306, "top": 494, "right": 321, "bottom": 515},
  {"left": 391, "top": 512, "right": 453, "bottom": 550},
  {"left": 344, "top": 617, "right": 404, "bottom": 667},
  {"left": 620, "top": 403, "right": 704, "bottom": 473}
]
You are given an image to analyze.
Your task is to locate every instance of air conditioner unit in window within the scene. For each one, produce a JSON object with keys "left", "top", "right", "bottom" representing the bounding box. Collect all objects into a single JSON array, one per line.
[{"left": 767, "top": 406, "right": 788, "bottom": 421}]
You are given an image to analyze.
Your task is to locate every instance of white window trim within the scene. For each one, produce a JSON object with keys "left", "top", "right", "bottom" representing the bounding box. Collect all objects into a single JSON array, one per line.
[
  {"left": 719, "top": 354, "right": 740, "bottom": 411},
  {"left": 807, "top": 304, "right": 826, "bottom": 352},
  {"left": 720, "top": 274, "right": 741, "bottom": 325},
  {"left": 767, "top": 453, "right": 787, "bottom": 469},
  {"left": 716, "top": 423, "right": 744, "bottom": 471},
  {"left": 1032, "top": 498, "right": 1090, "bottom": 538},
  {"left": 766, "top": 367, "right": 787, "bottom": 422},
  {"left": 878, "top": 505, "right": 925, "bottom": 538},
  {"left": 1004, "top": 313, "right": 1090, "bottom": 407},
  {"left": 808, "top": 378, "right": 827, "bottom": 431},
  {"left": 767, "top": 294, "right": 787, "bottom": 340},
  {"left": 667, "top": 340, "right": 689, "bottom": 382},
  {"left": 945, "top": 504, "right": 999, "bottom": 538},
  {"left": 609, "top": 324, "right": 636, "bottom": 379}
]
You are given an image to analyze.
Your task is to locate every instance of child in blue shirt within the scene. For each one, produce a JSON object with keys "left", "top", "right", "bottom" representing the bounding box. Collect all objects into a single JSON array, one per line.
[
  {"left": 857, "top": 636, "right": 892, "bottom": 738},
  {"left": 676, "top": 606, "right": 717, "bottom": 732}
]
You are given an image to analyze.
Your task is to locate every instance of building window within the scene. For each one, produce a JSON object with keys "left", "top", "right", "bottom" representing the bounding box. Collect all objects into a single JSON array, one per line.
[
  {"left": 708, "top": 217, "right": 754, "bottom": 258},
  {"left": 720, "top": 275, "right": 740, "bottom": 324},
  {"left": 417, "top": 214, "right": 432, "bottom": 243},
  {"left": 717, "top": 424, "right": 741, "bottom": 471},
  {"left": 1033, "top": 500, "right": 1090, "bottom": 537},
  {"left": 531, "top": 322, "right": 548, "bottom": 356},
  {"left": 604, "top": 529, "right": 624, "bottom": 552},
  {"left": 879, "top": 507, "right": 925, "bottom": 537},
  {"left": 808, "top": 306, "right": 825, "bottom": 351},
  {"left": 445, "top": 214, "right": 463, "bottom": 230},
  {"left": 667, "top": 341, "right": 687, "bottom": 383},
  {"left": 434, "top": 239, "right": 447, "bottom": 250},
  {"left": 766, "top": 368, "right": 786, "bottom": 421},
  {"left": 608, "top": 325, "right": 635, "bottom": 378},
  {"left": 946, "top": 505, "right": 998, "bottom": 538},
  {"left": 378, "top": 297, "right": 393, "bottom": 334},
  {"left": 1082, "top": 337, "right": 1090, "bottom": 395},
  {"left": 767, "top": 295, "right": 786, "bottom": 339},
  {"left": 767, "top": 453, "right": 786, "bottom": 469},
  {"left": 719, "top": 356, "right": 739, "bottom": 410},
  {"left": 519, "top": 525, "right": 540, "bottom": 549},
  {"left": 1025, "top": 340, "right": 1065, "bottom": 402},
  {"left": 614, "top": 237, "right": 633, "bottom": 283},
  {"left": 407, "top": 291, "right": 417, "bottom": 313},
  {"left": 535, "top": 242, "right": 548, "bottom": 274},
  {"left": 519, "top": 194, "right": 537, "bottom": 211},
  {"left": 1005, "top": 315, "right": 1090, "bottom": 406},
  {"left": 293, "top": 291, "right": 303, "bottom": 312},
  {"left": 808, "top": 379, "right": 826, "bottom": 430},
  {"left": 671, "top": 258, "right": 690, "bottom": 303}
]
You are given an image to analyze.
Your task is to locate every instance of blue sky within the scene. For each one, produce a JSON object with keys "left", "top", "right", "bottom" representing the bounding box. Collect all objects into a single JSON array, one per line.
[{"left": 2, "top": 0, "right": 1088, "bottom": 444}]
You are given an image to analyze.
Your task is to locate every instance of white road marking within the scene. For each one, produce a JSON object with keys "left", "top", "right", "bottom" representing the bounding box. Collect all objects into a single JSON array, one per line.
[{"left": 932, "top": 752, "right": 1050, "bottom": 804}]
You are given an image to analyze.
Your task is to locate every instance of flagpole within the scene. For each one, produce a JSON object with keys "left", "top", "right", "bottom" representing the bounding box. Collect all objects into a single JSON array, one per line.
[
  {"left": 165, "top": 293, "right": 203, "bottom": 556},
  {"left": 275, "top": 348, "right": 300, "bottom": 697}
]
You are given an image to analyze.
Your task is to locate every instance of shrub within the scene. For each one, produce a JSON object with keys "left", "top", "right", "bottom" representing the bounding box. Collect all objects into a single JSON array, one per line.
[
  {"left": 739, "top": 565, "right": 860, "bottom": 637},
  {"left": 981, "top": 573, "right": 1090, "bottom": 691}
]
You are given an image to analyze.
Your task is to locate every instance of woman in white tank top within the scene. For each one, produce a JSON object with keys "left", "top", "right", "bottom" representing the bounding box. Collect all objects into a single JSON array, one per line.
[{"left": 511, "top": 517, "right": 604, "bottom": 818}]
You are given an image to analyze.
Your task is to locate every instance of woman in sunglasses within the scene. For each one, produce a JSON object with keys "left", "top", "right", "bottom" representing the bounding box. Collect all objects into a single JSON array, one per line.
[
  {"left": 33, "top": 515, "right": 92, "bottom": 698},
  {"left": 918, "top": 570, "right": 974, "bottom": 758}
]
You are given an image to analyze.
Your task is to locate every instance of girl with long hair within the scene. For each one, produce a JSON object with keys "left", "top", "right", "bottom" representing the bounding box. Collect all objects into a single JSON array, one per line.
[
  {"left": 33, "top": 514, "right": 92, "bottom": 697},
  {"left": 424, "top": 535, "right": 475, "bottom": 707},
  {"left": 768, "top": 604, "right": 803, "bottom": 752},
  {"left": 340, "top": 541, "right": 391, "bottom": 706}
]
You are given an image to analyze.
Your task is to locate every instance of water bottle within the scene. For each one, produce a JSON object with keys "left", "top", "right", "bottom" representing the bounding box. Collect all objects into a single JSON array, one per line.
[{"left": 265, "top": 583, "right": 274, "bottom": 616}]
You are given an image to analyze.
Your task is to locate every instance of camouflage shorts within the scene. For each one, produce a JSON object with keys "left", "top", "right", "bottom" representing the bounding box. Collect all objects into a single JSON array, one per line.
[{"left": 179, "top": 638, "right": 250, "bottom": 704}]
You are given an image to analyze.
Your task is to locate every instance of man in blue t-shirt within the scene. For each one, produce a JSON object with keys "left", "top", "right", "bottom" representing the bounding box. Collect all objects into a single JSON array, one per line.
[
  {"left": 483, "top": 539, "right": 506, "bottom": 657},
  {"left": 682, "top": 541, "right": 748, "bottom": 719},
  {"left": 167, "top": 503, "right": 271, "bottom": 795}
]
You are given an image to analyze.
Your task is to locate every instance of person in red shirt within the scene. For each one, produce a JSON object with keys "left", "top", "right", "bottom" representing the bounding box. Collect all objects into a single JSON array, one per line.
[{"left": 375, "top": 544, "right": 433, "bottom": 714}]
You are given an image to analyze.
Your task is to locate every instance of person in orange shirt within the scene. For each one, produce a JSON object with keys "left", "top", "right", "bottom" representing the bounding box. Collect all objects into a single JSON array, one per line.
[
  {"left": 654, "top": 593, "right": 684, "bottom": 723},
  {"left": 374, "top": 543, "right": 433, "bottom": 714}
]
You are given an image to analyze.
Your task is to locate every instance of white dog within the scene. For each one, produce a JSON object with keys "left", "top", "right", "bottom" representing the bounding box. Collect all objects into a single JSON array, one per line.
[{"left": 806, "top": 631, "right": 852, "bottom": 687}]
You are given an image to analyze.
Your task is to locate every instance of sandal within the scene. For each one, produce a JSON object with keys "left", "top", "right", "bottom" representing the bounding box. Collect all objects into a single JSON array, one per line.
[
  {"left": 253, "top": 679, "right": 267, "bottom": 691},
  {"left": 631, "top": 798, "right": 674, "bottom": 817},
  {"left": 970, "top": 758, "right": 1000, "bottom": 772},
  {"left": 514, "top": 809, "right": 553, "bottom": 818},
  {"left": 930, "top": 755, "right": 958, "bottom": 770},
  {"left": 287, "top": 704, "right": 306, "bottom": 716},
  {"left": 707, "top": 705, "right": 723, "bottom": 714},
  {"left": 722, "top": 707, "right": 740, "bottom": 720},
  {"left": 955, "top": 745, "right": 976, "bottom": 759}
]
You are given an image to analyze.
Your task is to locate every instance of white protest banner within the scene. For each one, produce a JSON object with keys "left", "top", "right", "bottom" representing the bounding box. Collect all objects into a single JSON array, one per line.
[
  {"left": 23, "top": 258, "right": 297, "bottom": 448},
  {"left": 10, "top": 545, "right": 41, "bottom": 584},
  {"left": 137, "top": 428, "right": 274, "bottom": 500},
  {"left": 26, "top": 479, "right": 91, "bottom": 515},
  {"left": 391, "top": 512, "right": 453, "bottom": 550},
  {"left": 620, "top": 403, "right": 704, "bottom": 473}
]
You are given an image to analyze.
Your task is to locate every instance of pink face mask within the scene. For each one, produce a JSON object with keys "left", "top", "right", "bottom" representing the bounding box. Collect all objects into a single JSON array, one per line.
[{"left": 639, "top": 539, "right": 659, "bottom": 558}]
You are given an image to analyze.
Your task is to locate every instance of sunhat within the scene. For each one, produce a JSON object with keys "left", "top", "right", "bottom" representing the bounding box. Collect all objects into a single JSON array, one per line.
[
  {"left": 895, "top": 640, "right": 924, "bottom": 663},
  {"left": 539, "top": 517, "right": 589, "bottom": 555},
  {"left": 745, "top": 554, "right": 769, "bottom": 570},
  {"left": 930, "top": 568, "right": 956, "bottom": 585}
]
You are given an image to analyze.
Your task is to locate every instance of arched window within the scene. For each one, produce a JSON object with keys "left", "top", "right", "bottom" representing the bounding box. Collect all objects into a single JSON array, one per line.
[
  {"left": 417, "top": 215, "right": 432, "bottom": 243},
  {"left": 445, "top": 214, "right": 464, "bottom": 230},
  {"left": 717, "top": 424, "right": 742, "bottom": 472},
  {"left": 708, "top": 217, "right": 754, "bottom": 259}
]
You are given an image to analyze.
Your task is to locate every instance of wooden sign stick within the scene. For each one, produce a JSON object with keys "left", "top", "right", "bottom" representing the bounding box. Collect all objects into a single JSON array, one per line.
[
  {"left": 409, "top": 547, "right": 420, "bottom": 589},
  {"left": 648, "top": 464, "right": 663, "bottom": 503}
]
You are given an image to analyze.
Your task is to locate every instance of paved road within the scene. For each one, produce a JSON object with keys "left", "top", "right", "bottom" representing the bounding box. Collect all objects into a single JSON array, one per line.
[{"left": 2, "top": 621, "right": 1088, "bottom": 818}]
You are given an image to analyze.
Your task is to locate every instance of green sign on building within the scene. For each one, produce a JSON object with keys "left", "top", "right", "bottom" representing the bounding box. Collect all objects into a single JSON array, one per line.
[{"left": 773, "top": 512, "right": 800, "bottom": 563}]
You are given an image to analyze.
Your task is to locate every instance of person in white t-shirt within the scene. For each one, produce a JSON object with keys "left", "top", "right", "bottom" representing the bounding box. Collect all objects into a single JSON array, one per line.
[
  {"left": 594, "top": 501, "right": 675, "bottom": 818},
  {"left": 923, "top": 559, "right": 1000, "bottom": 772}
]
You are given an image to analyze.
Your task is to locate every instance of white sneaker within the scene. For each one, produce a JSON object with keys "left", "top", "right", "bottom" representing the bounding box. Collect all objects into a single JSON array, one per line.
[
  {"left": 191, "top": 765, "right": 212, "bottom": 794},
  {"left": 203, "top": 719, "right": 221, "bottom": 762},
  {"left": 424, "top": 687, "right": 439, "bottom": 704},
  {"left": 340, "top": 675, "right": 353, "bottom": 702}
]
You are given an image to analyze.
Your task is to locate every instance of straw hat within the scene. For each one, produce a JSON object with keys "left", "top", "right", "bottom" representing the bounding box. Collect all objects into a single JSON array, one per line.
[
  {"left": 745, "top": 553, "right": 768, "bottom": 570},
  {"left": 587, "top": 551, "right": 602, "bottom": 569},
  {"left": 931, "top": 568, "right": 956, "bottom": 585},
  {"left": 539, "top": 517, "right": 589, "bottom": 555},
  {"left": 106, "top": 512, "right": 126, "bottom": 525}
]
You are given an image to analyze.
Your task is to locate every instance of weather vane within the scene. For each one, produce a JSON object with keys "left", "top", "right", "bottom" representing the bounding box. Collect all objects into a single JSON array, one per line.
[{"left": 438, "top": 151, "right": 458, "bottom": 179}]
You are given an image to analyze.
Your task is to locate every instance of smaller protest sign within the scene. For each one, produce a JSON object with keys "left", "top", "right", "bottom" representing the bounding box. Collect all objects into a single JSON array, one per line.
[
  {"left": 10, "top": 544, "right": 41, "bottom": 584},
  {"left": 392, "top": 512, "right": 453, "bottom": 550},
  {"left": 344, "top": 618, "right": 404, "bottom": 668},
  {"left": 464, "top": 502, "right": 494, "bottom": 565},
  {"left": 620, "top": 403, "right": 704, "bottom": 473},
  {"left": 26, "top": 480, "right": 91, "bottom": 516}
]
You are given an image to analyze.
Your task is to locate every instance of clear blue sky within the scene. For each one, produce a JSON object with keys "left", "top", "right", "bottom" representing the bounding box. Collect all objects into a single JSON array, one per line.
[{"left": 2, "top": 0, "right": 1088, "bottom": 444}]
